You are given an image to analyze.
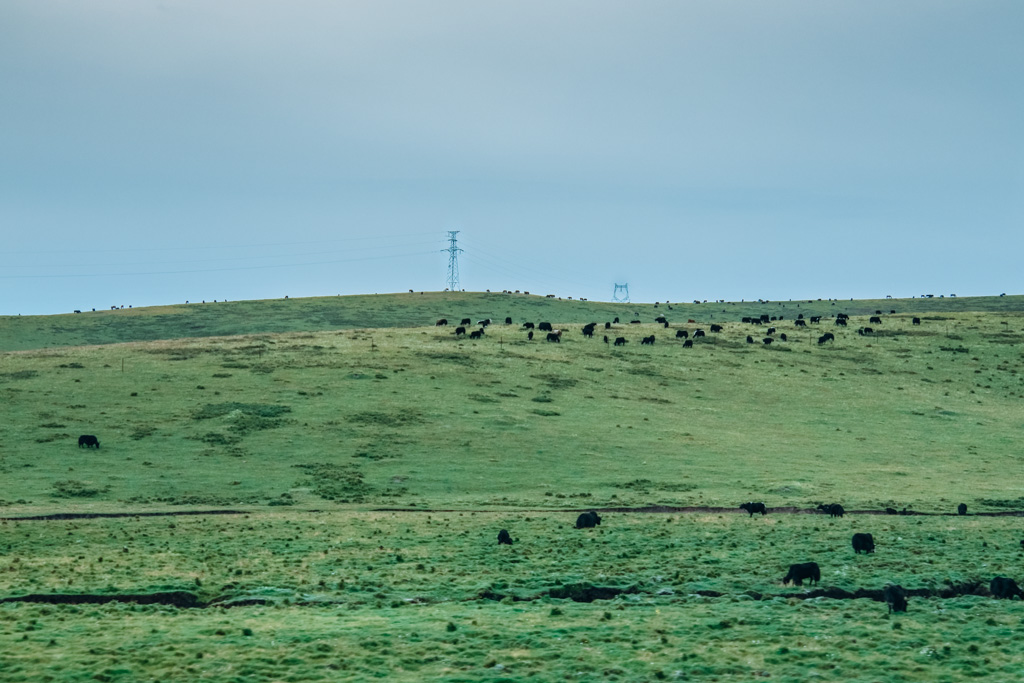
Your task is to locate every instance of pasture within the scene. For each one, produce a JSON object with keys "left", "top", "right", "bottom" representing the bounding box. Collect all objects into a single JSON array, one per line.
[{"left": 1, "top": 292, "right": 1023, "bottom": 681}]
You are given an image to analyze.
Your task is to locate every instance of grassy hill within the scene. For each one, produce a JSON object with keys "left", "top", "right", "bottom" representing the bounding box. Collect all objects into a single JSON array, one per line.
[
  {"left": 3, "top": 291, "right": 1024, "bottom": 681},
  {"left": 2, "top": 292, "right": 1022, "bottom": 513},
  {"left": 1, "top": 290, "right": 1019, "bottom": 352}
]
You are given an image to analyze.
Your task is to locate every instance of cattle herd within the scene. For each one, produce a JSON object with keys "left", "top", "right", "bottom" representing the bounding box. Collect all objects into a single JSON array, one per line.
[
  {"left": 436, "top": 309, "right": 917, "bottom": 350},
  {"left": 488, "top": 502, "right": 1024, "bottom": 613}
]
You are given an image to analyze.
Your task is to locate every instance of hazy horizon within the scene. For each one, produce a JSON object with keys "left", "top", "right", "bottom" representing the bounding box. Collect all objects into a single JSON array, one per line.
[{"left": 3, "top": 2, "right": 1021, "bottom": 315}]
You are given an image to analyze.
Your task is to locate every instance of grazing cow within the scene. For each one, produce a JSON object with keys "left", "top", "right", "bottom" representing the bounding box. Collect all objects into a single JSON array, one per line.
[
  {"left": 477, "top": 318, "right": 492, "bottom": 327},
  {"left": 682, "top": 339, "right": 693, "bottom": 348},
  {"left": 766, "top": 327, "right": 776, "bottom": 336},
  {"left": 884, "top": 584, "right": 908, "bottom": 613},
  {"left": 746, "top": 335, "right": 754, "bottom": 344},
  {"left": 817, "top": 333, "right": 834, "bottom": 345},
  {"left": 763, "top": 337, "right": 773, "bottom": 345},
  {"left": 605, "top": 322, "right": 612, "bottom": 329},
  {"left": 783, "top": 562, "right": 820, "bottom": 586},
  {"left": 73, "top": 310, "right": 81, "bottom": 314},
  {"left": 630, "top": 320, "right": 642, "bottom": 324},
  {"left": 795, "top": 319, "right": 806, "bottom": 327},
  {"left": 780, "top": 333, "right": 787, "bottom": 341},
  {"left": 693, "top": 329, "right": 705, "bottom": 338},
  {"left": 575, "top": 510, "right": 602, "bottom": 529},
  {"left": 528, "top": 331, "right": 534, "bottom": 340},
  {"left": 640, "top": 335, "right": 655, "bottom": 345},
  {"left": 852, "top": 533, "right": 875, "bottom": 554},
  {"left": 835, "top": 318, "right": 847, "bottom": 326},
  {"left": 741, "top": 317, "right": 752, "bottom": 324},
  {"left": 523, "top": 322, "right": 535, "bottom": 329},
  {"left": 546, "top": 332, "right": 561, "bottom": 343},
  {"left": 885, "top": 507, "right": 898, "bottom": 515},
  {"left": 710, "top": 324, "right": 723, "bottom": 333},
  {"left": 810, "top": 316, "right": 821, "bottom": 324},
  {"left": 614, "top": 337, "right": 627, "bottom": 346},
  {"left": 675, "top": 330, "right": 688, "bottom": 339},
  {"left": 759, "top": 315, "right": 770, "bottom": 324},
  {"left": 869, "top": 316, "right": 882, "bottom": 324},
  {"left": 469, "top": 329, "right": 484, "bottom": 339},
  {"left": 497, "top": 529, "right": 513, "bottom": 545},
  {"left": 990, "top": 576, "right": 1023, "bottom": 599},
  {"left": 435, "top": 318, "right": 448, "bottom": 326},
  {"left": 461, "top": 318, "right": 472, "bottom": 326},
  {"left": 837, "top": 313, "right": 849, "bottom": 320},
  {"left": 538, "top": 322, "right": 553, "bottom": 332},
  {"left": 455, "top": 326, "right": 467, "bottom": 336},
  {"left": 505, "top": 317, "right": 512, "bottom": 325},
  {"left": 858, "top": 327, "right": 874, "bottom": 335},
  {"left": 654, "top": 315, "right": 667, "bottom": 324},
  {"left": 912, "top": 317, "right": 921, "bottom": 325},
  {"left": 614, "top": 317, "right": 620, "bottom": 323},
  {"left": 78, "top": 435, "right": 100, "bottom": 449},
  {"left": 818, "top": 503, "right": 845, "bottom": 518},
  {"left": 740, "top": 502, "right": 767, "bottom": 517}
]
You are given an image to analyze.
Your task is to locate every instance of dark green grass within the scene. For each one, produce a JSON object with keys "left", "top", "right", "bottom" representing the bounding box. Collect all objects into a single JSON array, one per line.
[{"left": 2, "top": 512, "right": 1024, "bottom": 682}]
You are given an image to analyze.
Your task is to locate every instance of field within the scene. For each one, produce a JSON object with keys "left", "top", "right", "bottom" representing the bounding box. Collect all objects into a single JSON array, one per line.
[{"left": 1, "top": 292, "right": 1023, "bottom": 681}]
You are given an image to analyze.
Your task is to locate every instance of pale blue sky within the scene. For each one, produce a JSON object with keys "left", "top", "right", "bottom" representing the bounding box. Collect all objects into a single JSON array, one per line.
[{"left": 2, "top": 1, "right": 1021, "bottom": 315}]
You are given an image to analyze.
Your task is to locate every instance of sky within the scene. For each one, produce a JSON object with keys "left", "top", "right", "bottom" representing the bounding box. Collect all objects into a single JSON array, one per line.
[{"left": 1, "top": 1, "right": 1021, "bottom": 315}]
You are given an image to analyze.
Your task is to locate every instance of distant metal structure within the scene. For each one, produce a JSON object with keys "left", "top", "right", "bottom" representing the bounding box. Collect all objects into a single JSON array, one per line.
[
  {"left": 443, "top": 231, "right": 464, "bottom": 291},
  {"left": 612, "top": 283, "right": 630, "bottom": 303}
]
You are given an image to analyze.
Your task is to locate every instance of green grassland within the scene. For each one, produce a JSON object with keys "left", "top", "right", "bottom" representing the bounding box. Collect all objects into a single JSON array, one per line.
[{"left": 1, "top": 292, "right": 1023, "bottom": 681}]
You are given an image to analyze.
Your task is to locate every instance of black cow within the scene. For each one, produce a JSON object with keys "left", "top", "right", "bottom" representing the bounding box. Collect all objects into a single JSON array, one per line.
[
  {"left": 455, "top": 326, "right": 467, "bottom": 336},
  {"left": 795, "top": 319, "right": 806, "bottom": 327},
  {"left": 989, "top": 576, "right": 1023, "bottom": 599},
  {"left": 505, "top": 317, "right": 513, "bottom": 325},
  {"left": 528, "top": 330, "right": 534, "bottom": 340},
  {"left": 614, "top": 337, "right": 627, "bottom": 346},
  {"left": 613, "top": 317, "right": 620, "bottom": 323},
  {"left": 546, "top": 332, "right": 561, "bottom": 342},
  {"left": 497, "top": 529, "right": 513, "bottom": 545},
  {"left": 869, "top": 316, "right": 882, "bottom": 324},
  {"left": 783, "top": 562, "right": 820, "bottom": 586},
  {"left": 885, "top": 507, "right": 898, "bottom": 515},
  {"left": 957, "top": 503, "right": 967, "bottom": 515},
  {"left": 582, "top": 324, "right": 597, "bottom": 338},
  {"left": 858, "top": 327, "right": 873, "bottom": 335},
  {"left": 835, "top": 317, "right": 847, "bottom": 326},
  {"left": 780, "top": 333, "right": 787, "bottom": 341},
  {"left": 575, "top": 511, "right": 602, "bottom": 529},
  {"left": 477, "top": 318, "right": 491, "bottom": 327},
  {"left": 710, "top": 324, "right": 723, "bottom": 333},
  {"left": 763, "top": 337, "right": 773, "bottom": 345},
  {"left": 675, "top": 330, "right": 688, "bottom": 339},
  {"left": 818, "top": 503, "right": 844, "bottom": 518},
  {"left": 654, "top": 315, "right": 667, "bottom": 324},
  {"left": 682, "top": 339, "right": 693, "bottom": 348},
  {"left": 641, "top": 335, "right": 655, "bottom": 345},
  {"left": 759, "top": 314, "right": 770, "bottom": 323},
  {"left": 603, "top": 335, "right": 608, "bottom": 343},
  {"left": 604, "top": 322, "right": 612, "bottom": 329},
  {"left": 693, "top": 329, "right": 705, "bottom": 338},
  {"left": 435, "top": 318, "right": 448, "bottom": 326},
  {"left": 766, "top": 327, "right": 776, "bottom": 336},
  {"left": 78, "top": 435, "right": 100, "bottom": 449},
  {"left": 817, "top": 333, "right": 834, "bottom": 345},
  {"left": 73, "top": 310, "right": 81, "bottom": 314},
  {"left": 461, "top": 318, "right": 472, "bottom": 325},
  {"left": 746, "top": 336, "right": 754, "bottom": 344},
  {"left": 469, "top": 329, "right": 484, "bottom": 339},
  {"left": 740, "top": 502, "right": 767, "bottom": 517},
  {"left": 810, "top": 316, "right": 822, "bottom": 324},
  {"left": 523, "top": 322, "right": 535, "bottom": 329},
  {"left": 912, "top": 317, "right": 921, "bottom": 325},
  {"left": 629, "top": 320, "right": 642, "bottom": 324},
  {"left": 884, "top": 584, "right": 908, "bottom": 613},
  {"left": 538, "top": 322, "right": 553, "bottom": 332},
  {"left": 852, "top": 533, "right": 875, "bottom": 554}
]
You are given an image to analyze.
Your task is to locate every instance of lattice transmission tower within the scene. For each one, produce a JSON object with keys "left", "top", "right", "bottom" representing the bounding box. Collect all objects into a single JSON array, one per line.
[
  {"left": 612, "top": 283, "right": 630, "bottom": 303},
  {"left": 443, "top": 231, "right": 464, "bottom": 291}
]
